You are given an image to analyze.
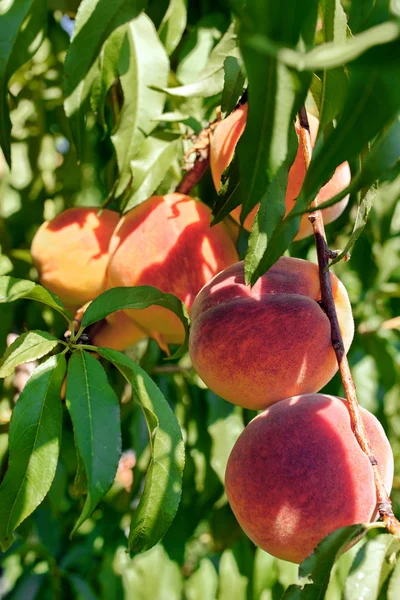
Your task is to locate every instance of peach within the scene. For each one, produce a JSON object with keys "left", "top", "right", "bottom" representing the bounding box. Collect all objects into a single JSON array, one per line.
[
  {"left": 210, "top": 105, "right": 351, "bottom": 240},
  {"left": 106, "top": 193, "right": 239, "bottom": 346},
  {"left": 31, "top": 207, "right": 119, "bottom": 311},
  {"left": 225, "top": 393, "right": 394, "bottom": 563},
  {"left": 92, "top": 311, "right": 147, "bottom": 351},
  {"left": 189, "top": 257, "right": 354, "bottom": 409},
  {"left": 73, "top": 303, "right": 147, "bottom": 351}
]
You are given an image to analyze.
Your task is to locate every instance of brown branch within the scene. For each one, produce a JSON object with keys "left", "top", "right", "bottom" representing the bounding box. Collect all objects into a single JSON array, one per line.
[
  {"left": 298, "top": 106, "right": 400, "bottom": 535},
  {"left": 176, "top": 120, "right": 219, "bottom": 195}
]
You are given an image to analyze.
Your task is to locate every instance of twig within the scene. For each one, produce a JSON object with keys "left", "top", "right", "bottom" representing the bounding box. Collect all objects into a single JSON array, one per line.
[
  {"left": 176, "top": 120, "right": 219, "bottom": 195},
  {"left": 298, "top": 106, "right": 400, "bottom": 535}
]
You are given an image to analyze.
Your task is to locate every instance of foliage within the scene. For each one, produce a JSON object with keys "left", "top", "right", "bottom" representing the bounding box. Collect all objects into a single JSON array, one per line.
[{"left": 0, "top": 0, "right": 399, "bottom": 598}]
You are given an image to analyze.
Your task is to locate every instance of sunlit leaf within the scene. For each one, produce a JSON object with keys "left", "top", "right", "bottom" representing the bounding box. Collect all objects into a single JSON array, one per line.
[
  {"left": 0, "top": 354, "right": 65, "bottom": 551},
  {"left": 0, "top": 276, "right": 72, "bottom": 323},
  {"left": 0, "top": 330, "right": 61, "bottom": 378},
  {"left": 97, "top": 348, "right": 185, "bottom": 553},
  {"left": 66, "top": 351, "right": 121, "bottom": 534},
  {"left": 111, "top": 14, "right": 169, "bottom": 196}
]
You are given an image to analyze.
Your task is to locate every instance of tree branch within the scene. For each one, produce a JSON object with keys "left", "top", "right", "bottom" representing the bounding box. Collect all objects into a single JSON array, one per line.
[
  {"left": 298, "top": 106, "right": 400, "bottom": 535},
  {"left": 176, "top": 120, "right": 219, "bottom": 195}
]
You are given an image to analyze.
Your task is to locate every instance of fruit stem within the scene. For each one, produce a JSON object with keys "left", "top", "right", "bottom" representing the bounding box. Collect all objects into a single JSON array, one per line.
[
  {"left": 176, "top": 120, "right": 220, "bottom": 195},
  {"left": 298, "top": 106, "right": 400, "bottom": 536}
]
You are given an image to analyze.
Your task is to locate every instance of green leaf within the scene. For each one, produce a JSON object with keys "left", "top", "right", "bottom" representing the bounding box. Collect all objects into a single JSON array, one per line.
[
  {"left": 388, "top": 557, "right": 400, "bottom": 600},
  {"left": 64, "top": 0, "right": 147, "bottom": 158},
  {"left": 90, "top": 27, "right": 126, "bottom": 133},
  {"left": 157, "top": 22, "right": 239, "bottom": 97},
  {"left": 67, "top": 573, "right": 99, "bottom": 600},
  {"left": 0, "top": 330, "right": 61, "bottom": 378},
  {"left": 221, "top": 56, "right": 246, "bottom": 116},
  {"left": 231, "top": 0, "right": 318, "bottom": 238},
  {"left": 123, "top": 131, "right": 182, "bottom": 212},
  {"left": 219, "top": 549, "right": 248, "bottom": 600},
  {"left": 158, "top": 0, "right": 187, "bottom": 56},
  {"left": 97, "top": 348, "right": 185, "bottom": 553},
  {"left": 282, "top": 524, "right": 368, "bottom": 599},
  {"left": 318, "top": 0, "right": 348, "bottom": 126},
  {"left": 66, "top": 351, "right": 121, "bottom": 534},
  {"left": 0, "top": 354, "right": 65, "bottom": 552},
  {"left": 329, "top": 188, "right": 375, "bottom": 267},
  {"left": 243, "top": 20, "right": 400, "bottom": 72},
  {"left": 184, "top": 558, "right": 218, "bottom": 600},
  {"left": 80, "top": 286, "right": 190, "bottom": 357},
  {"left": 0, "top": 276, "right": 73, "bottom": 323},
  {"left": 111, "top": 14, "right": 169, "bottom": 196},
  {"left": 257, "top": 40, "right": 400, "bottom": 273},
  {"left": 344, "top": 533, "right": 400, "bottom": 599},
  {"left": 208, "top": 414, "right": 243, "bottom": 484},
  {"left": 243, "top": 122, "right": 298, "bottom": 286},
  {"left": 0, "top": 0, "right": 47, "bottom": 166}
]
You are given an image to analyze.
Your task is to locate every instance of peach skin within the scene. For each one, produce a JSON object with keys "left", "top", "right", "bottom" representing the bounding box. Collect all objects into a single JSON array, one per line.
[
  {"left": 31, "top": 207, "right": 119, "bottom": 311},
  {"left": 211, "top": 105, "right": 351, "bottom": 240},
  {"left": 106, "top": 193, "right": 239, "bottom": 347},
  {"left": 189, "top": 257, "right": 354, "bottom": 409},
  {"left": 225, "top": 393, "right": 394, "bottom": 563}
]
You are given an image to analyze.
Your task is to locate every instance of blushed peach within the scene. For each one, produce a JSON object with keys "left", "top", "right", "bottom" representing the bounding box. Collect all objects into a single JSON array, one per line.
[
  {"left": 211, "top": 106, "right": 351, "bottom": 240},
  {"left": 31, "top": 207, "right": 119, "bottom": 311},
  {"left": 225, "top": 393, "right": 394, "bottom": 563},
  {"left": 189, "top": 257, "right": 354, "bottom": 409},
  {"left": 106, "top": 193, "right": 239, "bottom": 346}
]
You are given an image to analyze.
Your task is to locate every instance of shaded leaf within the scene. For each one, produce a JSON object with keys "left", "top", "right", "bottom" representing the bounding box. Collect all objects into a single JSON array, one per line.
[
  {"left": 0, "top": 0, "right": 47, "bottom": 166},
  {"left": 66, "top": 351, "right": 121, "bottom": 534},
  {"left": 158, "top": 0, "right": 187, "bottom": 56},
  {"left": 282, "top": 524, "right": 368, "bottom": 599},
  {"left": 64, "top": 0, "right": 147, "bottom": 158},
  {"left": 221, "top": 56, "right": 246, "bottom": 116},
  {"left": 67, "top": 573, "right": 99, "bottom": 600},
  {"left": 90, "top": 27, "right": 126, "bottom": 132},
  {"left": 0, "top": 276, "right": 73, "bottom": 322},
  {"left": 97, "top": 348, "right": 185, "bottom": 553},
  {"left": 112, "top": 14, "right": 169, "bottom": 196},
  {"left": 344, "top": 533, "right": 400, "bottom": 600},
  {"left": 80, "top": 286, "right": 189, "bottom": 357},
  {"left": 257, "top": 40, "right": 400, "bottom": 272},
  {"left": 0, "top": 354, "right": 65, "bottom": 551},
  {"left": 243, "top": 20, "right": 400, "bottom": 72},
  {"left": 0, "top": 330, "right": 60, "bottom": 378},
  {"left": 123, "top": 131, "right": 182, "bottom": 212},
  {"left": 157, "top": 22, "right": 239, "bottom": 97}
]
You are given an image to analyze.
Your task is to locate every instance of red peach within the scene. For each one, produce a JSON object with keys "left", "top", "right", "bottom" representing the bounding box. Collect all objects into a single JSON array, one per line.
[
  {"left": 225, "top": 393, "right": 394, "bottom": 563},
  {"left": 189, "top": 257, "right": 354, "bottom": 409},
  {"left": 106, "top": 193, "right": 239, "bottom": 346}
]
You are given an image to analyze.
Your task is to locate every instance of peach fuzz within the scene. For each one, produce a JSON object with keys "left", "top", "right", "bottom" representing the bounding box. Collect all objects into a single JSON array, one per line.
[
  {"left": 31, "top": 207, "right": 119, "bottom": 311},
  {"left": 225, "top": 393, "right": 394, "bottom": 564},
  {"left": 189, "top": 257, "right": 354, "bottom": 409},
  {"left": 106, "top": 193, "right": 239, "bottom": 346},
  {"left": 211, "top": 105, "right": 351, "bottom": 240}
]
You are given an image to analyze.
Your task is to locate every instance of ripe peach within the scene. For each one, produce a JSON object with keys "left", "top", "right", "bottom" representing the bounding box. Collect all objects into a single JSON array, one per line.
[
  {"left": 92, "top": 311, "right": 147, "bottom": 351},
  {"left": 106, "top": 193, "right": 239, "bottom": 346},
  {"left": 210, "top": 105, "right": 351, "bottom": 240},
  {"left": 225, "top": 393, "right": 394, "bottom": 564},
  {"left": 73, "top": 303, "right": 147, "bottom": 351},
  {"left": 189, "top": 257, "right": 354, "bottom": 409},
  {"left": 31, "top": 207, "right": 119, "bottom": 311}
]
